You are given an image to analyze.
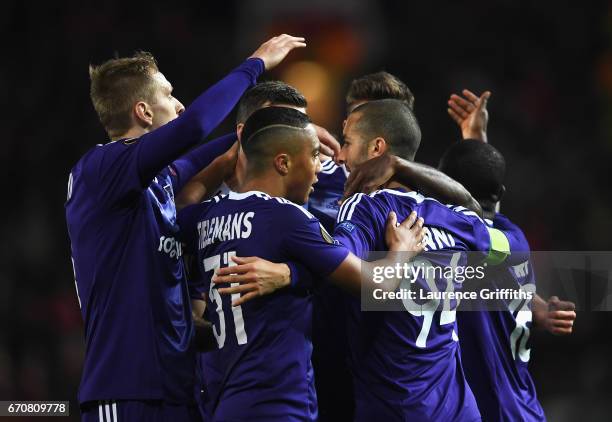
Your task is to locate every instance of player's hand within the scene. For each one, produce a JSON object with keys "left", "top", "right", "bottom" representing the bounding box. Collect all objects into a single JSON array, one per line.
[
  {"left": 249, "top": 34, "right": 306, "bottom": 70},
  {"left": 219, "top": 141, "right": 240, "bottom": 179},
  {"left": 313, "top": 124, "right": 341, "bottom": 159},
  {"left": 384, "top": 211, "right": 425, "bottom": 255},
  {"left": 212, "top": 256, "right": 291, "bottom": 306},
  {"left": 343, "top": 154, "right": 398, "bottom": 200},
  {"left": 447, "top": 89, "right": 491, "bottom": 142},
  {"left": 543, "top": 296, "right": 576, "bottom": 335}
]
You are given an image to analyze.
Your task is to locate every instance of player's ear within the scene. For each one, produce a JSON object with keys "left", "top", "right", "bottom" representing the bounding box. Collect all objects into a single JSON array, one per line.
[
  {"left": 371, "top": 137, "right": 387, "bottom": 157},
  {"left": 497, "top": 185, "right": 506, "bottom": 201},
  {"left": 134, "top": 101, "right": 154, "bottom": 128},
  {"left": 274, "top": 153, "right": 290, "bottom": 175},
  {"left": 236, "top": 123, "right": 245, "bottom": 142}
]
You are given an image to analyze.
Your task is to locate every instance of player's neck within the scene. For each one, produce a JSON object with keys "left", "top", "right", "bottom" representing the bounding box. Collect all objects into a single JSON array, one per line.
[
  {"left": 111, "top": 126, "right": 148, "bottom": 142},
  {"left": 481, "top": 201, "right": 500, "bottom": 221},
  {"left": 385, "top": 180, "right": 414, "bottom": 192},
  {"left": 239, "top": 173, "right": 286, "bottom": 198}
]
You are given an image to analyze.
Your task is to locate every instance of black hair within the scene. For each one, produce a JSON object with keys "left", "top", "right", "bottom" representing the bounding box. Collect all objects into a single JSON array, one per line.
[
  {"left": 241, "top": 107, "right": 313, "bottom": 174},
  {"left": 236, "top": 81, "right": 308, "bottom": 124},
  {"left": 438, "top": 140, "right": 506, "bottom": 208},
  {"left": 351, "top": 99, "right": 421, "bottom": 160}
]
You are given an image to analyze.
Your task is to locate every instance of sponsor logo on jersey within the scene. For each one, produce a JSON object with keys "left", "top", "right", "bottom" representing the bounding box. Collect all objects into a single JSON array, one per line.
[{"left": 158, "top": 235, "right": 182, "bottom": 259}]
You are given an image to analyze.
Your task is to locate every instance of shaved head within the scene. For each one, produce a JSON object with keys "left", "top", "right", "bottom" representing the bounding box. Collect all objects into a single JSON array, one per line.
[
  {"left": 241, "top": 107, "right": 315, "bottom": 175},
  {"left": 351, "top": 99, "right": 421, "bottom": 160}
]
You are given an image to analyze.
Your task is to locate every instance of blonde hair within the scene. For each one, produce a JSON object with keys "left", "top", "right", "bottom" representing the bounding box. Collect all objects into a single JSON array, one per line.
[{"left": 89, "top": 52, "right": 159, "bottom": 137}]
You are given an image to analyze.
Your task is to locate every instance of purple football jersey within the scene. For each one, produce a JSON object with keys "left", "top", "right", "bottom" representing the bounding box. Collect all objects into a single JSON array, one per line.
[
  {"left": 65, "top": 58, "right": 264, "bottom": 405},
  {"left": 334, "top": 188, "right": 501, "bottom": 422},
  {"left": 458, "top": 213, "right": 545, "bottom": 422},
  {"left": 178, "top": 191, "right": 349, "bottom": 421},
  {"left": 306, "top": 159, "right": 348, "bottom": 233}
]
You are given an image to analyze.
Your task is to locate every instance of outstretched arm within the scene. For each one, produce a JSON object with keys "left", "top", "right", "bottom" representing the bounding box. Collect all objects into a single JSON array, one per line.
[
  {"left": 213, "top": 211, "right": 425, "bottom": 304},
  {"left": 343, "top": 154, "right": 482, "bottom": 215},
  {"left": 327, "top": 211, "right": 425, "bottom": 295}
]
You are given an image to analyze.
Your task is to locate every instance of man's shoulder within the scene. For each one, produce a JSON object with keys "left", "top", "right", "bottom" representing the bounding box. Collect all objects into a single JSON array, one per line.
[
  {"left": 207, "top": 191, "right": 317, "bottom": 222},
  {"left": 316, "top": 160, "right": 348, "bottom": 187},
  {"left": 338, "top": 189, "right": 423, "bottom": 223},
  {"left": 71, "top": 140, "right": 133, "bottom": 175}
]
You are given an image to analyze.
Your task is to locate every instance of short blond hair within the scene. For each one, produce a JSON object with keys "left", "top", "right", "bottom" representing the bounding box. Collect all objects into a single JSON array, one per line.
[{"left": 89, "top": 52, "right": 159, "bottom": 137}]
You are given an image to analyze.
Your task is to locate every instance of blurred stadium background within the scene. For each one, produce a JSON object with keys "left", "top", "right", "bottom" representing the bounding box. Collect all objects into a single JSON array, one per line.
[{"left": 2, "top": 1, "right": 611, "bottom": 420}]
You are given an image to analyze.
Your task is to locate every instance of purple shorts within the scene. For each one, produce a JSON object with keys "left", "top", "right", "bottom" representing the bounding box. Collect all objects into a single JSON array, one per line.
[{"left": 80, "top": 400, "right": 203, "bottom": 422}]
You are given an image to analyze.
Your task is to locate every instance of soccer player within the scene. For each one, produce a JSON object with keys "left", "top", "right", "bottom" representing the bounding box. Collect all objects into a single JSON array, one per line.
[
  {"left": 65, "top": 34, "right": 306, "bottom": 421},
  {"left": 307, "top": 72, "right": 478, "bottom": 422},
  {"left": 176, "top": 80, "right": 317, "bottom": 419},
  {"left": 178, "top": 106, "right": 426, "bottom": 421},
  {"left": 341, "top": 71, "right": 480, "bottom": 209},
  {"left": 308, "top": 71, "right": 417, "bottom": 231},
  {"left": 440, "top": 138, "right": 547, "bottom": 421},
  {"left": 443, "top": 89, "right": 576, "bottom": 421},
  {"left": 332, "top": 98, "right": 527, "bottom": 421}
]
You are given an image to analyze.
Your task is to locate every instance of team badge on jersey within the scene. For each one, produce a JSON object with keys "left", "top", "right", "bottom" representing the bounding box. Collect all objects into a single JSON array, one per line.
[{"left": 336, "top": 221, "right": 356, "bottom": 233}]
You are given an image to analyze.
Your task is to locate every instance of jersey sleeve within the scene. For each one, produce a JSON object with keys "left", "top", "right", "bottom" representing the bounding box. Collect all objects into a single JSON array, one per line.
[
  {"left": 333, "top": 193, "right": 387, "bottom": 259},
  {"left": 492, "top": 213, "right": 532, "bottom": 266},
  {"left": 177, "top": 204, "right": 207, "bottom": 299},
  {"left": 83, "top": 59, "right": 263, "bottom": 206},
  {"left": 169, "top": 133, "right": 237, "bottom": 192},
  {"left": 287, "top": 261, "right": 314, "bottom": 290},
  {"left": 278, "top": 204, "right": 350, "bottom": 277},
  {"left": 439, "top": 205, "right": 493, "bottom": 262}
]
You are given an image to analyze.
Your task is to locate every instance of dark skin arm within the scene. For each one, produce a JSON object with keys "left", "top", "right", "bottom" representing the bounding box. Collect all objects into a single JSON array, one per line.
[
  {"left": 343, "top": 154, "right": 482, "bottom": 215},
  {"left": 448, "top": 91, "right": 578, "bottom": 335}
]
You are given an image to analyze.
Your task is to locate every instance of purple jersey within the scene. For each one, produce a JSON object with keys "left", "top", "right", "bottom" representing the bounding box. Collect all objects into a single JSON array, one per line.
[
  {"left": 306, "top": 160, "right": 353, "bottom": 421},
  {"left": 306, "top": 159, "right": 348, "bottom": 233},
  {"left": 458, "top": 214, "right": 545, "bottom": 422},
  {"left": 65, "top": 59, "right": 264, "bottom": 405},
  {"left": 178, "top": 191, "right": 349, "bottom": 421},
  {"left": 334, "top": 188, "right": 509, "bottom": 422}
]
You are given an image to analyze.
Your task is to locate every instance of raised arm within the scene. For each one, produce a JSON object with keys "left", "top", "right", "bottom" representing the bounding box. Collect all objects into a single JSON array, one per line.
[
  {"left": 171, "top": 133, "right": 238, "bottom": 194},
  {"left": 137, "top": 35, "right": 306, "bottom": 186},
  {"left": 175, "top": 141, "right": 239, "bottom": 210},
  {"left": 447, "top": 89, "right": 491, "bottom": 143}
]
